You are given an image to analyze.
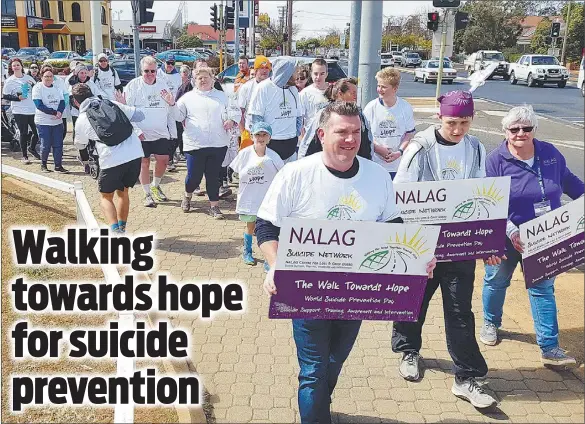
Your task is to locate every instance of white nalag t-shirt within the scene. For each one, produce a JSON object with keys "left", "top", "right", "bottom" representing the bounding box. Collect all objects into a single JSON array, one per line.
[
  {"left": 74, "top": 100, "right": 144, "bottom": 170},
  {"left": 2, "top": 74, "right": 36, "bottom": 115},
  {"left": 257, "top": 153, "right": 400, "bottom": 226},
  {"left": 124, "top": 77, "right": 172, "bottom": 141},
  {"left": 247, "top": 79, "right": 300, "bottom": 140},
  {"left": 32, "top": 83, "right": 63, "bottom": 126},
  {"left": 436, "top": 141, "right": 467, "bottom": 180},
  {"left": 299, "top": 84, "right": 328, "bottom": 131},
  {"left": 363, "top": 97, "right": 415, "bottom": 172},
  {"left": 236, "top": 78, "right": 259, "bottom": 131},
  {"left": 229, "top": 146, "right": 285, "bottom": 215}
]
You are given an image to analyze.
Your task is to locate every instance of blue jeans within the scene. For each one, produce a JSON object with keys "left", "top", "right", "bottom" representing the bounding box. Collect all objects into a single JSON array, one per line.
[
  {"left": 482, "top": 248, "right": 559, "bottom": 352},
  {"left": 37, "top": 123, "right": 64, "bottom": 168},
  {"left": 292, "top": 319, "right": 361, "bottom": 424}
]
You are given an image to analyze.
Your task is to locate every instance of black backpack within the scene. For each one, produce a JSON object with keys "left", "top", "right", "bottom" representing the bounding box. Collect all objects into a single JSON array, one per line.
[{"left": 86, "top": 99, "right": 133, "bottom": 146}]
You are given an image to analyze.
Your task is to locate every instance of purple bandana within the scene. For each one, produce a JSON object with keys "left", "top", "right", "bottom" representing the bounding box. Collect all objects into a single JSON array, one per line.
[{"left": 438, "top": 90, "right": 474, "bottom": 117}]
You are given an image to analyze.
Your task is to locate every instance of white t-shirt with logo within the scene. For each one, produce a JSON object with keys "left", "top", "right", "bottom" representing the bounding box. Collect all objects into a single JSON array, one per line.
[
  {"left": 362, "top": 96, "right": 415, "bottom": 172},
  {"left": 247, "top": 79, "right": 300, "bottom": 140},
  {"left": 237, "top": 78, "right": 259, "bottom": 131},
  {"left": 157, "top": 69, "right": 182, "bottom": 98},
  {"left": 124, "top": 76, "right": 175, "bottom": 141},
  {"left": 229, "top": 146, "right": 285, "bottom": 215},
  {"left": 32, "top": 83, "right": 63, "bottom": 126},
  {"left": 257, "top": 153, "right": 400, "bottom": 225},
  {"left": 94, "top": 66, "right": 121, "bottom": 100},
  {"left": 299, "top": 84, "right": 328, "bottom": 132},
  {"left": 2, "top": 74, "right": 36, "bottom": 115},
  {"left": 436, "top": 141, "right": 467, "bottom": 180}
]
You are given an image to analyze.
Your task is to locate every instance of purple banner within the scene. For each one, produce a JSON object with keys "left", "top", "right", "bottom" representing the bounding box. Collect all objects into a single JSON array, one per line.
[
  {"left": 435, "top": 219, "right": 507, "bottom": 261},
  {"left": 269, "top": 270, "right": 428, "bottom": 321},
  {"left": 522, "top": 233, "right": 585, "bottom": 288}
]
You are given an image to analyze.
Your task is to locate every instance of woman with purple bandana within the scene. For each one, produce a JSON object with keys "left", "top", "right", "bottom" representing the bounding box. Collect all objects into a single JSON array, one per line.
[
  {"left": 392, "top": 91, "right": 499, "bottom": 409},
  {"left": 480, "top": 106, "right": 583, "bottom": 366}
]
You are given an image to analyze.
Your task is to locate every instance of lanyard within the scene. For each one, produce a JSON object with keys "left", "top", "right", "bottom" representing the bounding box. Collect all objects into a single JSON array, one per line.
[{"left": 533, "top": 156, "right": 547, "bottom": 202}]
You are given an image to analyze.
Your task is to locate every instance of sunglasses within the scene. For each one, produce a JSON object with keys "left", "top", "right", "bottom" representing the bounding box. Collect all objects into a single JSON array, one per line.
[
  {"left": 143, "top": 69, "right": 157, "bottom": 74},
  {"left": 166, "top": 61, "right": 175, "bottom": 65},
  {"left": 507, "top": 126, "right": 534, "bottom": 134},
  {"left": 98, "top": 59, "right": 108, "bottom": 62},
  {"left": 30, "top": 66, "right": 38, "bottom": 69},
  {"left": 297, "top": 76, "right": 307, "bottom": 81}
]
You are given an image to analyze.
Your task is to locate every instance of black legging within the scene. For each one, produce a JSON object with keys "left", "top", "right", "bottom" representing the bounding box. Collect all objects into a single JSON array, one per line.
[
  {"left": 185, "top": 146, "right": 227, "bottom": 202},
  {"left": 62, "top": 118, "right": 67, "bottom": 140},
  {"left": 13, "top": 114, "right": 39, "bottom": 157}
]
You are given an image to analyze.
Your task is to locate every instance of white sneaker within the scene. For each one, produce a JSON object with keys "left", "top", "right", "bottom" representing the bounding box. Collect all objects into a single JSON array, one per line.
[{"left": 452, "top": 377, "right": 497, "bottom": 409}]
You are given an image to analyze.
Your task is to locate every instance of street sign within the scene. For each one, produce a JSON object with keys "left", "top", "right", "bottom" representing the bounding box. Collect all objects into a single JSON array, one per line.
[
  {"left": 139, "top": 25, "right": 156, "bottom": 33},
  {"left": 340, "top": 32, "right": 346, "bottom": 48},
  {"left": 254, "top": 0, "right": 259, "bottom": 17},
  {"left": 547, "top": 47, "right": 560, "bottom": 56}
]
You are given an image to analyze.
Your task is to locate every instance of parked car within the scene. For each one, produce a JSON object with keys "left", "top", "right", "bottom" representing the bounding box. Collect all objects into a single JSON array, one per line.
[
  {"left": 44, "top": 51, "right": 84, "bottom": 65},
  {"left": 578, "top": 55, "right": 584, "bottom": 97},
  {"left": 156, "top": 49, "right": 201, "bottom": 63},
  {"left": 114, "top": 48, "right": 134, "bottom": 58},
  {"left": 82, "top": 49, "right": 114, "bottom": 61},
  {"left": 380, "top": 53, "right": 395, "bottom": 69},
  {"left": 14, "top": 47, "right": 50, "bottom": 63},
  {"left": 508, "top": 54, "right": 570, "bottom": 88},
  {"left": 464, "top": 50, "right": 510, "bottom": 80},
  {"left": 403, "top": 51, "right": 421, "bottom": 68},
  {"left": 110, "top": 57, "right": 165, "bottom": 86},
  {"left": 391, "top": 52, "right": 403, "bottom": 66},
  {"left": 2, "top": 48, "right": 17, "bottom": 60},
  {"left": 414, "top": 60, "right": 457, "bottom": 84}
]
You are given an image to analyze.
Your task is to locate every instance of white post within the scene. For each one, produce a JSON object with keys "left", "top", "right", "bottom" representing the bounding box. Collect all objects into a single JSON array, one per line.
[{"left": 90, "top": 0, "right": 104, "bottom": 63}]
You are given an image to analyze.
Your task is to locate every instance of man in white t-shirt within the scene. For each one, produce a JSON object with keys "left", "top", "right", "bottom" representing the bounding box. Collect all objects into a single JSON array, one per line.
[
  {"left": 362, "top": 67, "right": 416, "bottom": 179},
  {"left": 237, "top": 55, "right": 272, "bottom": 136},
  {"left": 72, "top": 83, "right": 144, "bottom": 234},
  {"left": 124, "top": 56, "right": 179, "bottom": 207},
  {"left": 247, "top": 56, "right": 301, "bottom": 163},
  {"left": 299, "top": 58, "right": 329, "bottom": 136},
  {"left": 255, "top": 101, "right": 436, "bottom": 423},
  {"left": 93, "top": 53, "right": 123, "bottom": 100}
]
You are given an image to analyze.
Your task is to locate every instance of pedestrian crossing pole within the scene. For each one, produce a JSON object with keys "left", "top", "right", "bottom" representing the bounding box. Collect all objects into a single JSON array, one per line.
[
  {"left": 219, "top": 1, "right": 224, "bottom": 72},
  {"left": 435, "top": 8, "right": 449, "bottom": 108}
]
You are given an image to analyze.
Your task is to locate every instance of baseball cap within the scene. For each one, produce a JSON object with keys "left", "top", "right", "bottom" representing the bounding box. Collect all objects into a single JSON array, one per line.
[
  {"left": 254, "top": 55, "right": 272, "bottom": 70},
  {"left": 251, "top": 121, "right": 272, "bottom": 136},
  {"left": 166, "top": 55, "right": 176, "bottom": 63},
  {"left": 97, "top": 53, "right": 108, "bottom": 61}
]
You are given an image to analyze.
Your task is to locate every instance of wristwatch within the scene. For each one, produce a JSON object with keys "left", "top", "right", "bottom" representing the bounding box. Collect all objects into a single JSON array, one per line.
[{"left": 398, "top": 148, "right": 404, "bottom": 156}]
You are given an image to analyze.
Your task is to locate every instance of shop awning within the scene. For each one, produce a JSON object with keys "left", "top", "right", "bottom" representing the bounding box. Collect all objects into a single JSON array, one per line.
[{"left": 43, "top": 24, "right": 71, "bottom": 34}]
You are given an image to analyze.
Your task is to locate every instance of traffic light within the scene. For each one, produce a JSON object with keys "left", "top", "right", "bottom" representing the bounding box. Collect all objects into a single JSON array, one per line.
[
  {"left": 138, "top": 0, "right": 154, "bottom": 25},
  {"left": 551, "top": 22, "right": 561, "bottom": 38},
  {"left": 210, "top": 4, "right": 218, "bottom": 31},
  {"left": 224, "top": 5, "right": 235, "bottom": 30},
  {"left": 427, "top": 12, "right": 439, "bottom": 31},
  {"left": 283, "top": 33, "right": 288, "bottom": 42},
  {"left": 455, "top": 11, "right": 469, "bottom": 31},
  {"left": 433, "top": 0, "right": 460, "bottom": 7}
]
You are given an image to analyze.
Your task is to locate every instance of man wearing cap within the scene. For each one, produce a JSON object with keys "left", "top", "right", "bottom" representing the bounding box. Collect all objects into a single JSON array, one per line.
[
  {"left": 93, "top": 53, "right": 123, "bottom": 100},
  {"left": 236, "top": 55, "right": 272, "bottom": 150},
  {"left": 391, "top": 90, "right": 498, "bottom": 409},
  {"left": 234, "top": 55, "right": 251, "bottom": 93},
  {"left": 157, "top": 55, "right": 182, "bottom": 172},
  {"left": 229, "top": 121, "right": 284, "bottom": 265},
  {"left": 247, "top": 56, "right": 302, "bottom": 163}
]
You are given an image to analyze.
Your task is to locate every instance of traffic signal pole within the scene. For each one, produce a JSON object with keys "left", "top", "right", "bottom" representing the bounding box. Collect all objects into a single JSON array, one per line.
[
  {"left": 219, "top": 1, "right": 224, "bottom": 72},
  {"left": 560, "top": 2, "right": 571, "bottom": 65},
  {"left": 435, "top": 8, "right": 449, "bottom": 107},
  {"left": 131, "top": 0, "right": 141, "bottom": 76},
  {"left": 235, "top": 0, "right": 240, "bottom": 62}
]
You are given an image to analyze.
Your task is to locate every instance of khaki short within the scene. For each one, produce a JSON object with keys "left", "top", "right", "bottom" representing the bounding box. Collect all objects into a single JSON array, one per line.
[{"left": 239, "top": 214, "right": 257, "bottom": 223}]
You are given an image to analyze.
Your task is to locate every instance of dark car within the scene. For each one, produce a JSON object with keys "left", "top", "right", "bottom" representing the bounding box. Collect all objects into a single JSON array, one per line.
[
  {"left": 111, "top": 58, "right": 164, "bottom": 86},
  {"left": 2, "top": 48, "right": 16, "bottom": 60},
  {"left": 14, "top": 47, "right": 50, "bottom": 63}
]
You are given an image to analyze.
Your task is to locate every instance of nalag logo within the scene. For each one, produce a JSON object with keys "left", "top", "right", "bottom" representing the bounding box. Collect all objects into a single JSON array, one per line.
[
  {"left": 359, "top": 228, "right": 430, "bottom": 273},
  {"left": 576, "top": 215, "right": 584, "bottom": 233},
  {"left": 326, "top": 192, "right": 362, "bottom": 220},
  {"left": 453, "top": 181, "right": 504, "bottom": 221}
]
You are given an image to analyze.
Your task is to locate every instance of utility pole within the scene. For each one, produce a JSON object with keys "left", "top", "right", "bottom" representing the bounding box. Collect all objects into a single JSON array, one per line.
[
  {"left": 131, "top": 0, "right": 141, "bottom": 76},
  {"left": 249, "top": 0, "right": 255, "bottom": 55},
  {"left": 286, "top": 0, "right": 293, "bottom": 55},
  {"left": 348, "top": 0, "right": 362, "bottom": 78},
  {"left": 219, "top": 0, "right": 224, "bottom": 72},
  {"left": 560, "top": 1, "right": 571, "bottom": 65},
  {"left": 435, "top": 8, "right": 450, "bottom": 106},
  {"left": 235, "top": 0, "right": 240, "bottom": 61},
  {"left": 357, "top": 1, "right": 383, "bottom": 106},
  {"left": 90, "top": 0, "right": 103, "bottom": 63}
]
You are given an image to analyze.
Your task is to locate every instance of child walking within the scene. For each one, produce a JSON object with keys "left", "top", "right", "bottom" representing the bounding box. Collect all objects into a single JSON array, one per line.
[{"left": 229, "top": 122, "right": 284, "bottom": 266}]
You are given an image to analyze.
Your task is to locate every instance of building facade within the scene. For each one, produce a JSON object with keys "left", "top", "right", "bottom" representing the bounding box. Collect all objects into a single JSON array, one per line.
[
  {"left": 1, "top": 0, "right": 112, "bottom": 53},
  {"left": 112, "top": 20, "right": 172, "bottom": 52}
]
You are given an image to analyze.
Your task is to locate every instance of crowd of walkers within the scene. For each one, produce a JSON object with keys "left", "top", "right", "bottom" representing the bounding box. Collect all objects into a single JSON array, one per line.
[{"left": 2, "top": 53, "right": 583, "bottom": 423}]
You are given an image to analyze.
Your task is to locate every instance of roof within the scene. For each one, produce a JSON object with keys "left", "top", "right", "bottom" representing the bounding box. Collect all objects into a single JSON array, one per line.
[
  {"left": 519, "top": 15, "right": 563, "bottom": 28},
  {"left": 187, "top": 24, "right": 235, "bottom": 42},
  {"left": 112, "top": 20, "right": 170, "bottom": 39}
]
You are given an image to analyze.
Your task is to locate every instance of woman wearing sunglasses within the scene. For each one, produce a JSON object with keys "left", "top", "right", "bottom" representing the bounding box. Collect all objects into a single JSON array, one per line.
[
  {"left": 27, "top": 63, "right": 41, "bottom": 82},
  {"left": 481, "top": 106, "right": 584, "bottom": 366},
  {"left": 295, "top": 66, "right": 309, "bottom": 92}
]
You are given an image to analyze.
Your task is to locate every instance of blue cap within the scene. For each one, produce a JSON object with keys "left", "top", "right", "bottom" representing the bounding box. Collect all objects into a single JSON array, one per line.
[
  {"left": 166, "top": 55, "right": 176, "bottom": 62},
  {"left": 251, "top": 121, "right": 272, "bottom": 136}
]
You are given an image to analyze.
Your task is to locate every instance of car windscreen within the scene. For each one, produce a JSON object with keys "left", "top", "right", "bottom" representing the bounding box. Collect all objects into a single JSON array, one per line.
[
  {"left": 50, "top": 52, "right": 69, "bottom": 59},
  {"left": 531, "top": 56, "right": 559, "bottom": 66},
  {"left": 406, "top": 53, "right": 419, "bottom": 58},
  {"left": 483, "top": 52, "right": 505, "bottom": 61},
  {"left": 326, "top": 62, "right": 347, "bottom": 82},
  {"left": 381, "top": 54, "right": 393, "bottom": 58},
  {"left": 427, "top": 61, "right": 451, "bottom": 69}
]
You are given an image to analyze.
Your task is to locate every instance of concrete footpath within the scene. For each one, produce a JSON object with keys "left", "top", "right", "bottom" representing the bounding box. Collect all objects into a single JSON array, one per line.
[{"left": 1, "top": 127, "right": 583, "bottom": 423}]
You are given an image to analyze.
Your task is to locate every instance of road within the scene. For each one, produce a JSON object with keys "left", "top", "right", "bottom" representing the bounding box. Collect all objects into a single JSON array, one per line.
[{"left": 340, "top": 62, "right": 584, "bottom": 127}]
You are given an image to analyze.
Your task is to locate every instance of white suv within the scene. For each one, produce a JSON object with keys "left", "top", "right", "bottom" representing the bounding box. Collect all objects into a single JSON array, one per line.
[{"left": 380, "top": 53, "right": 395, "bottom": 69}]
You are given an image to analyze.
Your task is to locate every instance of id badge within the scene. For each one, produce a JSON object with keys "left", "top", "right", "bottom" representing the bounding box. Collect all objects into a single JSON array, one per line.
[{"left": 534, "top": 200, "right": 552, "bottom": 217}]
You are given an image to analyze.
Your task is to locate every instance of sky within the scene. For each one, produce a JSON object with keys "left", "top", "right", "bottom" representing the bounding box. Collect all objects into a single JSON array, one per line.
[{"left": 110, "top": 0, "right": 435, "bottom": 39}]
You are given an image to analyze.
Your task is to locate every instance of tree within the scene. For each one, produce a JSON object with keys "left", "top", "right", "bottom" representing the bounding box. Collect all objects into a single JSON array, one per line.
[
  {"left": 530, "top": 18, "right": 553, "bottom": 54},
  {"left": 560, "top": 1, "right": 584, "bottom": 63},
  {"left": 256, "top": 14, "right": 300, "bottom": 53},
  {"left": 296, "top": 37, "right": 321, "bottom": 51},
  {"left": 454, "top": 0, "right": 523, "bottom": 54},
  {"left": 176, "top": 34, "right": 203, "bottom": 49}
]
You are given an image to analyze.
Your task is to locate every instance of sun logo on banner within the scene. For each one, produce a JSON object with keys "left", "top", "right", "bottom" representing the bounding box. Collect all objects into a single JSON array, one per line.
[
  {"left": 360, "top": 227, "right": 429, "bottom": 273},
  {"left": 453, "top": 181, "right": 504, "bottom": 221},
  {"left": 441, "top": 158, "right": 462, "bottom": 180},
  {"left": 326, "top": 192, "right": 362, "bottom": 220}
]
